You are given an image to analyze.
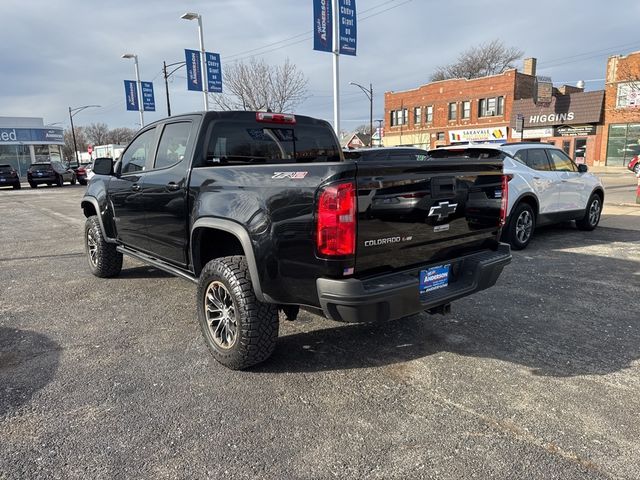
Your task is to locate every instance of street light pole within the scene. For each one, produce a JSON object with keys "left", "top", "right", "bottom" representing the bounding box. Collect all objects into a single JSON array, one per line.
[
  {"left": 68, "top": 105, "right": 101, "bottom": 164},
  {"left": 122, "top": 53, "right": 144, "bottom": 127},
  {"left": 349, "top": 81, "right": 374, "bottom": 146},
  {"left": 162, "top": 60, "right": 187, "bottom": 117},
  {"left": 181, "top": 12, "right": 209, "bottom": 111}
]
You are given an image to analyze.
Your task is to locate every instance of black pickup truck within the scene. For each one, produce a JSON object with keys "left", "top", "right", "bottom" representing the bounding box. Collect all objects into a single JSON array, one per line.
[{"left": 81, "top": 111, "right": 511, "bottom": 369}]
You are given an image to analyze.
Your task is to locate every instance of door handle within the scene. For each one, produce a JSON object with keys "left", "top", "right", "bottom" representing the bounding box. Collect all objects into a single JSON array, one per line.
[
  {"left": 533, "top": 176, "right": 541, "bottom": 180},
  {"left": 166, "top": 182, "right": 180, "bottom": 191},
  {"left": 131, "top": 184, "right": 141, "bottom": 192},
  {"left": 561, "top": 180, "right": 568, "bottom": 183}
]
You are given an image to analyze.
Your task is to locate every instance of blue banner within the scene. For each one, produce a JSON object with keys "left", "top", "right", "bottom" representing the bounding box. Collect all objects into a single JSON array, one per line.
[
  {"left": 185, "top": 49, "right": 203, "bottom": 91},
  {"left": 0, "top": 128, "right": 64, "bottom": 144},
  {"left": 141, "top": 81, "right": 155, "bottom": 112},
  {"left": 124, "top": 80, "right": 139, "bottom": 111},
  {"left": 313, "top": 0, "right": 332, "bottom": 53},
  {"left": 205, "top": 52, "right": 223, "bottom": 93},
  {"left": 339, "top": 0, "right": 357, "bottom": 56}
]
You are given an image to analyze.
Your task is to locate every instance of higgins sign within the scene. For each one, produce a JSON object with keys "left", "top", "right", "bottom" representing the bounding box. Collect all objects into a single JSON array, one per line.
[{"left": 529, "top": 112, "right": 575, "bottom": 124}]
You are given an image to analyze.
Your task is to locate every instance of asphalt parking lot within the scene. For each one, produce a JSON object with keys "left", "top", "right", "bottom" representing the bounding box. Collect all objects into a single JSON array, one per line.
[{"left": 1, "top": 181, "right": 639, "bottom": 479}]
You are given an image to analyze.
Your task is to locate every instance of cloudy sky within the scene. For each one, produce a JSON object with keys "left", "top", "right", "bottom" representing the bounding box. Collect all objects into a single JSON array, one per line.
[{"left": 1, "top": 0, "right": 639, "bottom": 132}]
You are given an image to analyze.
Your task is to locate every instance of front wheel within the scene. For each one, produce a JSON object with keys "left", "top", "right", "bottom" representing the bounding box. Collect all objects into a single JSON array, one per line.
[
  {"left": 506, "top": 203, "right": 536, "bottom": 250},
  {"left": 197, "top": 256, "right": 279, "bottom": 370},
  {"left": 71, "top": 176, "right": 77, "bottom": 185},
  {"left": 85, "top": 216, "right": 122, "bottom": 277},
  {"left": 633, "top": 163, "right": 640, "bottom": 175},
  {"left": 576, "top": 194, "right": 602, "bottom": 231}
]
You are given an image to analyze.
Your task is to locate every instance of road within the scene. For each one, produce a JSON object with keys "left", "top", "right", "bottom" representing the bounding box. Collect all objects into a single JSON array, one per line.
[{"left": 1, "top": 182, "right": 639, "bottom": 479}]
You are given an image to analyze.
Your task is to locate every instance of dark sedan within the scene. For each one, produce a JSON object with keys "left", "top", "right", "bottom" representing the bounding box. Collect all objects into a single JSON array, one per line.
[
  {"left": 27, "top": 161, "right": 76, "bottom": 188},
  {"left": 0, "top": 164, "right": 21, "bottom": 189}
]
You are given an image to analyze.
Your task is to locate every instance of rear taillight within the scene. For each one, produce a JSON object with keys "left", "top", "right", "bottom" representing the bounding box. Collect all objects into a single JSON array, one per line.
[
  {"left": 316, "top": 181, "right": 356, "bottom": 256},
  {"left": 499, "top": 174, "right": 508, "bottom": 227},
  {"left": 256, "top": 112, "right": 296, "bottom": 124}
]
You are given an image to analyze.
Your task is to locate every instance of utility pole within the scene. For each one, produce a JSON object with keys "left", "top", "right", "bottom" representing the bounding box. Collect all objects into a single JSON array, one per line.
[
  {"left": 162, "top": 61, "right": 186, "bottom": 117},
  {"left": 349, "top": 81, "right": 373, "bottom": 146}
]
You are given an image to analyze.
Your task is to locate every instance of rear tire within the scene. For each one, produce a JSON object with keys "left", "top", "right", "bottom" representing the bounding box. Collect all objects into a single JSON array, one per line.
[
  {"left": 29, "top": 182, "right": 36, "bottom": 188},
  {"left": 197, "top": 256, "right": 279, "bottom": 370},
  {"left": 56, "top": 175, "right": 63, "bottom": 187},
  {"left": 633, "top": 163, "right": 640, "bottom": 174},
  {"left": 13, "top": 183, "right": 21, "bottom": 190},
  {"left": 85, "top": 216, "right": 122, "bottom": 278},
  {"left": 506, "top": 203, "right": 536, "bottom": 250},
  {"left": 79, "top": 179, "right": 87, "bottom": 186},
  {"left": 71, "top": 176, "right": 77, "bottom": 185},
  {"left": 576, "top": 194, "right": 602, "bottom": 231}
]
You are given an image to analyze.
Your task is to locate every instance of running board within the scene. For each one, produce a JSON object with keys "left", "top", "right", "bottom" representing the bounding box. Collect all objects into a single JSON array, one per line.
[{"left": 116, "top": 246, "right": 198, "bottom": 284}]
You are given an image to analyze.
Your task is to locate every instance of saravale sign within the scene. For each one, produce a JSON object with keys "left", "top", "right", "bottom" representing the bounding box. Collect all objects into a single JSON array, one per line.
[{"left": 555, "top": 125, "right": 596, "bottom": 137}]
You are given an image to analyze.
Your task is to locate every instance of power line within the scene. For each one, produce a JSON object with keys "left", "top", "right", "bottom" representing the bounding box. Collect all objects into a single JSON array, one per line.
[{"left": 224, "top": 0, "right": 413, "bottom": 64}]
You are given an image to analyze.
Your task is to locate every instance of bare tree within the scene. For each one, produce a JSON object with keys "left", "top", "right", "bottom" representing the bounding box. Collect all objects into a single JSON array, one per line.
[
  {"left": 431, "top": 39, "right": 524, "bottom": 81},
  {"left": 212, "top": 57, "right": 308, "bottom": 112},
  {"left": 107, "top": 127, "right": 136, "bottom": 145},
  {"left": 354, "top": 123, "right": 374, "bottom": 135},
  {"left": 84, "top": 122, "right": 110, "bottom": 146},
  {"left": 63, "top": 127, "right": 87, "bottom": 161}
]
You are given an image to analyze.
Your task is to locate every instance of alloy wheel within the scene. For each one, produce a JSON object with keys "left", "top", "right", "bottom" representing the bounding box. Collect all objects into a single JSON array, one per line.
[
  {"left": 589, "top": 199, "right": 601, "bottom": 226},
  {"left": 515, "top": 210, "right": 533, "bottom": 244},
  {"left": 204, "top": 281, "right": 238, "bottom": 349},
  {"left": 87, "top": 230, "right": 98, "bottom": 267}
]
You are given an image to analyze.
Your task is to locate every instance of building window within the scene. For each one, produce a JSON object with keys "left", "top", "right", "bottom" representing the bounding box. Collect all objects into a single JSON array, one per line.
[
  {"left": 616, "top": 82, "right": 640, "bottom": 108},
  {"left": 462, "top": 101, "right": 471, "bottom": 119},
  {"left": 436, "top": 132, "right": 445, "bottom": 141},
  {"left": 606, "top": 123, "right": 640, "bottom": 166},
  {"left": 390, "top": 109, "right": 408, "bottom": 126},
  {"left": 426, "top": 105, "right": 433, "bottom": 123},
  {"left": 414, "top": 106, "right": 422, "bottom": 125},
  {"left": 479, "top": 96, "right": 505, "bottom": 117},
  {"left": 448, "top": 103, "right": 457, "bottom": 121}
]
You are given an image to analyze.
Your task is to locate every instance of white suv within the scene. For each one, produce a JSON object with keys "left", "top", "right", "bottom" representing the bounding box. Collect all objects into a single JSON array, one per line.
[{"left": 429, "top": 144, "right": 605, "bottom": 249}]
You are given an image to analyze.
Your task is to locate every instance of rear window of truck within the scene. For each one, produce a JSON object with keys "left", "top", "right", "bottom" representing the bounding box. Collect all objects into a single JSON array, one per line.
[{"left": 205, "top": 121, "right": 341, "bottom": 165}]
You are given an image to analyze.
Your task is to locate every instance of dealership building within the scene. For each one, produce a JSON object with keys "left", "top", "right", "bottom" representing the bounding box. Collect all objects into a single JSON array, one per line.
[{"left": 0, "top": 117, "right": 64, "bottom": 176}]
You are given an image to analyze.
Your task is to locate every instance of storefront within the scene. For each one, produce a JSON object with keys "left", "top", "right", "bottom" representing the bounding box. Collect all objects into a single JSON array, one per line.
[
  {"left": 604, "top": 123, "right": 640, "bottom": 166},
  {"left": 0, "top": 117, "right": 64, "bottom": 177},
  {"left": 511, "top": 91, "right": 604, "bottom": 165}
]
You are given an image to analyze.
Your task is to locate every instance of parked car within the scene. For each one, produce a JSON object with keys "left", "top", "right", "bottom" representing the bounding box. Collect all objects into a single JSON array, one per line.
[
  {"left": 428, "top": 143, "right": 605, "bottom": 250},
  {"left": 0, "top": 164, "right": 21, "bottom": 189},
  {"left": 27, "top": 161, "right": 77, "bottom": 188},
  {"left": 627, "top": 155, "right": 639, "bottom": 174},
  {"left": 72, "top": 162, "right": 92, "bottom": 185},
  {"left": 82, "top": 111, "right": 511, "bottom": 370}
]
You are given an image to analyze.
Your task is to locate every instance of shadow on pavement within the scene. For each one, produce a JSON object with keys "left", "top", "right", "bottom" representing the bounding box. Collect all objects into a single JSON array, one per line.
[
  {"left": 257, "top": 226, "right": 640, "bottom": 377},
  {"left": 0, "top": 328, "right": 60, "bottom": 416},
  {"left": 118, "top": 265, "right": 174, "bottom": 279}
]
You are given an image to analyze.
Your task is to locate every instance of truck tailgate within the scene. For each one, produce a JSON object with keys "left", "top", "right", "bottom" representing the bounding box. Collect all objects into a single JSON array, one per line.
[{"left": 355, "top": 158, "right": 504, "bottom": 276}]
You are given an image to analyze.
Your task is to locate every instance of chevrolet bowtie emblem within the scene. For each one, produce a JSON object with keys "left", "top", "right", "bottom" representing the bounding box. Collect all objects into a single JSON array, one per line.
[{"left": 428, "top": 201, "right": 458, "bottom": 221}]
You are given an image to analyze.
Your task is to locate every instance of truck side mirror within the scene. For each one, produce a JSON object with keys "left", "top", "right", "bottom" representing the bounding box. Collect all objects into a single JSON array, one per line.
[
  {"left": 93, "top": 157, "right": 114, "bottom": 176},
  {"left": 577, "top": 164, "right": 588, "bottom": 173}
]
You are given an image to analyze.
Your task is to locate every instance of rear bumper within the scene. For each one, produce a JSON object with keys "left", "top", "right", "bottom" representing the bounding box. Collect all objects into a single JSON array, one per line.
[{"left": 317, "top": 243, "right": 511, "bottom": 323}]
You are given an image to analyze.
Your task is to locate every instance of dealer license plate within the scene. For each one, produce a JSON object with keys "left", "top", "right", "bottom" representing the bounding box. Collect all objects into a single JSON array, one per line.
[{"left": 419, "top": 264, "right": 450, "bottom": 294}]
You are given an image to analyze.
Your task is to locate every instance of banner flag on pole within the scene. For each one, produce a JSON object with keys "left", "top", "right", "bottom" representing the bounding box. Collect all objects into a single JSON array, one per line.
[
  {"left": 313, "top": 0, "right": 333, "bottom": 52},
  {"left": 205, "top": 52, "right": 223, "bottom": 93},
  {"left": 124, "top": 80, "right": 139, "bottom": 111},
  {"left": 185, "top": 49, "right": 203, "bottom": 91},
  {"left": 141, "top": 81, "right": 155, "bottom": 112},
  {"left": 338, "top": 0, "right": 357, "bottom": 56}
]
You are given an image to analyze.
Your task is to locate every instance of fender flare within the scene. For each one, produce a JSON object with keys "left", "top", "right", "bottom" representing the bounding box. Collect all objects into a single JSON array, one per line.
[
  {"left": 81, "top": 196, "right": 118, "bottom": 244},
  {"left": 510, "top": 192, "right": 539, "bottom": 218},
  {"left": 190, "top": 218, "right": 265, "bottom": 302}
]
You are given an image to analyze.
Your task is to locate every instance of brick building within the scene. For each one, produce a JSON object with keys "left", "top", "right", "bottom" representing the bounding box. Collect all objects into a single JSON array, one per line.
[
  {"left": 510, "top": 91, "right": 605, "bottom": 166},
  {"left": 600, "top": 51, "right": 640, "bottom": 166},
  {"left": 383, "top": 58, "right": 537, "bottom": 149}
]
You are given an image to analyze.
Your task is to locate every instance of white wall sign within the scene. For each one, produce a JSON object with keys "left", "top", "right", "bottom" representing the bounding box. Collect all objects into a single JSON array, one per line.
[{"left": 449, "top": 126, "right": 508, "bottom": 143}]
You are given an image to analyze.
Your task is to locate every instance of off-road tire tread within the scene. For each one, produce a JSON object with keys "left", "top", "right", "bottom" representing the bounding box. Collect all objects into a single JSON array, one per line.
[
  {"left": 85, "top": 216, "right": 122, "bottom": 278},
  {"left": 197, "top": 256, "right": 278, "bottom": 370}
]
